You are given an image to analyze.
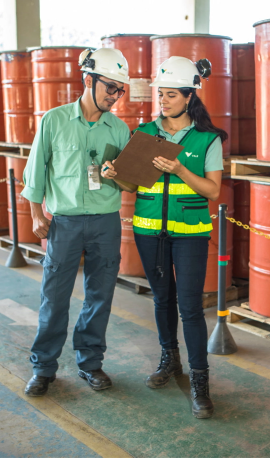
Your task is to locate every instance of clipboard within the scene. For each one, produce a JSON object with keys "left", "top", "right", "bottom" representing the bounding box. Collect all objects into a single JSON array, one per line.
[{"left": 113, "top": 130, "right": 184, "bottom": 188}]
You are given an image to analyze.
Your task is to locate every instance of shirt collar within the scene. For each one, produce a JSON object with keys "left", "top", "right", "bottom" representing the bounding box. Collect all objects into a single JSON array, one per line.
[
  {"left": 70, "top": 97, "right": 112, "bottom": 127},
  {"left": 155, "top": 116, "right": 195, "bottom": 133}
]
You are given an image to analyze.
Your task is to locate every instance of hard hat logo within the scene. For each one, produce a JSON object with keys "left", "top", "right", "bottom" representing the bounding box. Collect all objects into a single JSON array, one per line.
[
  {"left": 161, "top": 69, "right": 167, "bottom": 74},
  {"left": 117, "top": 63, "right": 123, "bottom": 69}
]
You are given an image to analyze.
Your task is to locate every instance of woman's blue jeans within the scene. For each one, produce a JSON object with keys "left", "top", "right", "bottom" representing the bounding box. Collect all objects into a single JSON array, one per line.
[{"left": 134, "top": 234, "right": 209, "bottom": 370}]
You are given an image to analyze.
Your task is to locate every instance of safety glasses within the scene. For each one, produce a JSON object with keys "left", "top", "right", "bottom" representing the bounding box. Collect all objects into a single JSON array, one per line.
[{"left": 96, "top": 77, "right": 125, "bottom": 98}]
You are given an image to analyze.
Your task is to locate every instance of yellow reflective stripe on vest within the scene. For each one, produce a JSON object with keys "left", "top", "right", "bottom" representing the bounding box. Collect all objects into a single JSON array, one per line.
[
  {"left": 138, "top": 183, "right": 164, "bottom": 194},
  {"left": 137, "top": 183, "right": 197, "bottom": 195},
  {"left": 133, "top": 215, "right": 213, "bottom": 233},
  {"left": 169, "top": 183, "right": 197, "bottom": 195},
  {"left": 133, "top": 215, "right": 162, "bottom": 230}
]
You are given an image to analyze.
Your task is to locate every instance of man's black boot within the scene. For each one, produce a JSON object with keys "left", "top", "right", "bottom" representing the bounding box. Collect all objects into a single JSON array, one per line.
[
  {"left": 78, "top": 369, "right": 112, "bottom": 390},
  {"left": 189, "top": 369, "right": 214, "bottom": 419},
  {"left": 25, "top": 375, "right": 56, "bottom": 397},
  {"left": 146, "top": 348, "right": 183, "bottom": 389}
]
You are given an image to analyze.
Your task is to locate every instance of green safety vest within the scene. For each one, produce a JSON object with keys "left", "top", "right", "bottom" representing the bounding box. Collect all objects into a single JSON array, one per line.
[{"left": 133, "top": 121, "right": 218, "bottom": 237}]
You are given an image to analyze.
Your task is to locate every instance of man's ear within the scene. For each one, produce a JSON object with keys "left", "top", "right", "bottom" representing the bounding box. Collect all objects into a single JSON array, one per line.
[{"left": 84, "top": 74, "right": 93, "bottom": 89}]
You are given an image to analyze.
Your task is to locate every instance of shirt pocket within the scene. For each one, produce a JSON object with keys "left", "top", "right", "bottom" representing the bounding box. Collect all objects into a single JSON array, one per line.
[
  {"left": 102, "top": 143, "right": 121, "bottom": 163},
  {"left": 52, "top": 142, "right": 81, "bottom": 177},
  {"left": 181, "top": 205, "right": 210, "bottom": 225}
]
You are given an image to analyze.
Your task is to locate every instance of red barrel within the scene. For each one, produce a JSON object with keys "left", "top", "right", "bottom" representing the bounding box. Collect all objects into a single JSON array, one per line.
[
  {"left": 0, "top": 63, "right": 5, "bottom": 141},
  {"left": 1, "top": 50, "right": 35, "bottom": 143},
  {"left": 150, "top": 34, "right": 232, "bottom": 157},
  {"left": 249, "top": 182, "right": 270, "bottom": 316},
  {"left": 204, "top": 179, "right": 234, "bottom": 292},
  {"left": 231, "top": 44, "right": 256, "bottom": 155},
  {"left": 101, "top": 35, "right": 153, "bottom": 277},
  {"left": 31, "top": 47, "right": 85, "bottom": 131},
  {"left": 6, "top": 157, "right": 39, "bottom": 243},
  {"left": 0, "top": 64, "right": 8, "bottom": 234},
  {"left": 0, "top": 157, "right": 8, "bottom": 234},
  {"left": 101, "top": 34, "right": 152, "bottom": 131},
  {"left": 233, "top": 181, "right": 250, "bottom": 279},
  {"left": 253, "top": 20, "right": 270, "bottom": 161}
]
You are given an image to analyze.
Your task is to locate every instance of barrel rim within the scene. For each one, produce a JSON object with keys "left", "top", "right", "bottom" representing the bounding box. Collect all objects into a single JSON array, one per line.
[
  {"left": 250, "top": 180, "right": 270, "bottom": 186},
  {"left": 27, "top": 46, "right": 87, "bottom": 52},
  {"left": 101, "top": 34, "right": 154, "bottom": 39},
  {"left": 150, "top": 33, "right": 233, "bottom": 41},
  {"left": 232, "top": 42, "right": 254, "bottom": 47},
  {"left": 0, "top": 49, "right": 28, "bottom": 55},
  {"left": 253, "top": 18, "right": 270, "bottom": 27}
]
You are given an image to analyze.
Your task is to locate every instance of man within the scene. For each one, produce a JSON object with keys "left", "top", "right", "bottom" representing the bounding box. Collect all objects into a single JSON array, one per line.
[{"left": 22, "top": 48, "right": 130, "bottom": 396}]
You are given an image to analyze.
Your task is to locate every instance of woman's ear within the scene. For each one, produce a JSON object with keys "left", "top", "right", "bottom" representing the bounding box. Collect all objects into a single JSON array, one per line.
[{"left": 187, "top": 92, "right": 192, "bottom": 103}]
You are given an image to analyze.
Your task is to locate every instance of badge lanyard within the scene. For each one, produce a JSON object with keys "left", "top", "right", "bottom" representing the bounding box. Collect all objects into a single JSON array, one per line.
[{"left": 87, "top": 150, "right": 101, "bottom": 190}]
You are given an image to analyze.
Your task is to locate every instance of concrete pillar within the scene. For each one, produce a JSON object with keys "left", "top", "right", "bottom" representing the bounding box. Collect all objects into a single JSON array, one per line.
[
  {"left": 195, "top": 0, "right": 210, "bottom": 34},
  {"left": 0, "top": 0, "right": 40, "bottom": 51}
]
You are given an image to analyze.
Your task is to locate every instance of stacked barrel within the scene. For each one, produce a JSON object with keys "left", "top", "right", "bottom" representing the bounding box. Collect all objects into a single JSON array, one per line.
[
  {"left": 31, "top": 46, "right": 84, "bottom": 131},
  {"left": 0, "top": 61, "right": 8, "bottom": 235},
  {"left": 101, "top": 35, "right": 153, "bottom": 276},
  {"left": 0, "top": 47, "right": 84, "bottom": 247},
  {"left": 231, "top": 44, "right": 256, "bottom": 280},
  {"left": 0, "top": 50, "right": 38, "bottom": 243},
  {"left": 249, "top": 20, "right": 270, "bottom": 317}
]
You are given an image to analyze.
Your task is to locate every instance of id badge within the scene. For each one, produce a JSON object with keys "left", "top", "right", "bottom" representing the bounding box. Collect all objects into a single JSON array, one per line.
[{"left": 87, "top": 165, "right": 101, "bottom": 190}]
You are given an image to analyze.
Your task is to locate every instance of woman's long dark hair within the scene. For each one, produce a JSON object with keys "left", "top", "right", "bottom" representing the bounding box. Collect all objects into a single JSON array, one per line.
[{"left": 180, "top": 88, "right": 228, "bottom": 143}]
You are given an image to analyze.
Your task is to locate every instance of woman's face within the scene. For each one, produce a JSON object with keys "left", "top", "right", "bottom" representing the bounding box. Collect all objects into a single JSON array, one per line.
[{"left": 158, "top": 87, "right": 191, "bottom": 117}]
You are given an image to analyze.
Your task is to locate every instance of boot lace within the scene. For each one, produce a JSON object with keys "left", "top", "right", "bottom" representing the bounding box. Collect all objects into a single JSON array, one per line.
[
  {"left": 191, "top": 372, "right": 209, "bottom": 397},
  {"left": 156, "top": 350, "right": 172, "bottom": 371}
]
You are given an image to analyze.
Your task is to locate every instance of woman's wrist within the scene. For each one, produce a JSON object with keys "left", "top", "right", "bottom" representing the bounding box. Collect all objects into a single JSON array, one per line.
[{"left": 176, "top": 162, "right": 185, "bottom": 178}]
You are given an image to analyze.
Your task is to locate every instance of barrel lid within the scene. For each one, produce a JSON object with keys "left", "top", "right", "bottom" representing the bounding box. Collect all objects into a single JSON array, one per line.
[
  {"left": 253, "top": 18, "right": 270, "bottom": 27},
  {"left": 150, "top": 33, "right": 232, "bottom": 41},
  {"left": 232, "top": 42, "right": 254, "bottom": 47},
  {"left": 251, "top": 180, "right": 270, "bottom": 186},
  {"left": 27, "top": 45, "right": 87, "bottom": 52},
  {"left": 101, "top": 33, "right": 154, "bottom": 40},
  {"left": 0, "top": 49, "right": 28, "bottom": 54}
]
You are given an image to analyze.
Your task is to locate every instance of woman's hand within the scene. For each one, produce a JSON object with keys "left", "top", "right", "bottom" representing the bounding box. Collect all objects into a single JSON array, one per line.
[
  {"left": 101, "top": 161, "right": 117, "bottom": 179},
  {"left": 152, "top": 156, "right": 182, "bottom": 176}
]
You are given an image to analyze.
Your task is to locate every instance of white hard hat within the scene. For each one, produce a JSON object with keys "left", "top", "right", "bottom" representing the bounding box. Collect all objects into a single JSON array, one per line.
[
  {"left": 150, "top": 56, "right": 211, "bottom": 89},
  {"left": 79, "top": 48, "right": 130, "bottom": 85}
]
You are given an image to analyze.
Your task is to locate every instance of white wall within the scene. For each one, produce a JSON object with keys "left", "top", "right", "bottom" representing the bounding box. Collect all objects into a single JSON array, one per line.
[
  {"left": 40, "top": 0, "right": 195, "bottom": 48},
  {"left": 210, "top": 0, "right": 270, "bottom": 43}
]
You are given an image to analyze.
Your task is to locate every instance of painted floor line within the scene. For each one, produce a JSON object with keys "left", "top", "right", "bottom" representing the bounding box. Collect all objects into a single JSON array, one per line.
[
  {"left": 1, "top": 255, "right": 270, "bottom": 382},
  {"left": 0, "top": 364, "right": 132, "bottom": 459}
]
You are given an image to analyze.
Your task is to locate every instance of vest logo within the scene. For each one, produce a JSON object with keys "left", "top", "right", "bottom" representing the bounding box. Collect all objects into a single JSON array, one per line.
[
  {"left": 117, "top": 63, "right": 123, "bottom": 69},
  {"left": 185, "top": 152, "right": 192, "bottom": 157},
  {"left": 192, "top": 155, "right": 199, "bottom": 157},
  {"left": 161, "top": 69, "right": 167, "bottom": 73}
]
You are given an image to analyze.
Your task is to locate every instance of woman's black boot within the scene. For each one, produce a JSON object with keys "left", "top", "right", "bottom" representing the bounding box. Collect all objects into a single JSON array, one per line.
[
  {"left": 189, "top": 369, "right": 214, "bottom": 419},
  {"left": 146, "top": 348, "right": 183, "bottom": 389}
]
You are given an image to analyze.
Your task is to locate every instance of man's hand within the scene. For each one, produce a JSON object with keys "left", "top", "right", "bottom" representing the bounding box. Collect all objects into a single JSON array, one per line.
[
  {"left": 30, "top": 202, "right": 51, "bottom": 239},
  {"left": 33, "top": 215, "right": 51, "bottom": 239},
  {"left": 101, "top": 161, "right": 117, "bottom": 179}
]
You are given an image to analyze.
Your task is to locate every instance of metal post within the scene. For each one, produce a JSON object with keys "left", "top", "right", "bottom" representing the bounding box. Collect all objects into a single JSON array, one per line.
[
  {"left": 5, "top": 168, "right": 27, "bottom": 268},
  {"left": 208, "top": 203, "right": 237, "bottom": 354}
]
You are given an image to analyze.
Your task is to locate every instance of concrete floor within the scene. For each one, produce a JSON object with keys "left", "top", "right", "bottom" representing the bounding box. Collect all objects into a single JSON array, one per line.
[{"left": 0, "top": 248, "right": 270, "bottom": 458}]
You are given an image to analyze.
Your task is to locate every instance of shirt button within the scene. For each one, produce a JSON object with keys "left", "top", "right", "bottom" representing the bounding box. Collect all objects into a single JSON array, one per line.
[
  {"left": 84, "top": 191, "right": 87, "bottom": 194},
  {"left": 85, "top": 211, "right": 89, "bottom": 214}
]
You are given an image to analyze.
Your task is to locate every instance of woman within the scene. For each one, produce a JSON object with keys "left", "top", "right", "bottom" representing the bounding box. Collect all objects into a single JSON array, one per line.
[{"left": 102, "top": 56, "right": 227, "bottom": 419}]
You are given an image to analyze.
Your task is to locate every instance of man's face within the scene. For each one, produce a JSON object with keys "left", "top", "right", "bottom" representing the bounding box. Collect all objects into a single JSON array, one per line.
[{"left": 94, "top": 76, "right": 125, "bottom": 112}]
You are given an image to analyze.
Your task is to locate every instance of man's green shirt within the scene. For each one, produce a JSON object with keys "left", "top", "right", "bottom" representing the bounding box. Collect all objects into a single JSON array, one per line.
[{"left": 21, "top": 97, "right": 130, "bottom": 215}]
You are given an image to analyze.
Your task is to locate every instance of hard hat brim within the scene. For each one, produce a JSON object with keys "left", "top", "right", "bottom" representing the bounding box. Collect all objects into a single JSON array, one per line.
[
  {"left": 81, "top": 67, "right": 130, "bottom": 85},
  {"left": 150, "top": 80, "right": 201, "bottom": 89}
]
